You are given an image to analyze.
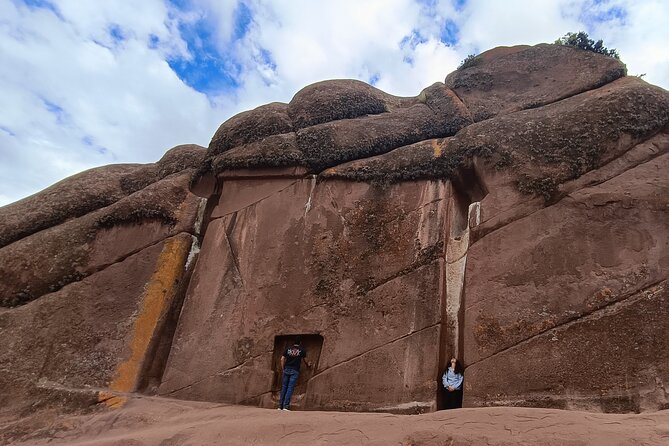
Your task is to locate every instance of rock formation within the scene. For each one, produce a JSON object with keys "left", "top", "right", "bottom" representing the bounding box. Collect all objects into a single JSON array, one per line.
[{"left": 1, "top": 43, "right": 668, "bottom": 426}]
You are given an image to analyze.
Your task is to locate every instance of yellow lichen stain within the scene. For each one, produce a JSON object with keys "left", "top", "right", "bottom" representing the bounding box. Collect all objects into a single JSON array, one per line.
[
  {"left": 97, "top": 390, "right": 128, "bottom": 409},
  {"left": 432, "top": 140, "right": 443, "bottom": 157},
  {"left": 109, "top": 235, "right": 191, "bottom": 392}
]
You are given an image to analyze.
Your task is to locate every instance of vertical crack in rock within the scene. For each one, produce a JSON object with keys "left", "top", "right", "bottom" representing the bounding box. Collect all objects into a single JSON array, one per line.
[
  {"left": 444, "top": 178, "right": 483, "bottom": 364},
  {"left": 304, "top": 175, "right": 317, "bottom": 216},
  {"left": 109, "top": 235, "right": 193, "bottom": 393},
  {"left": 223, "top": 212, "right": 245, "bottom": 287},
  {"left": 137, "top": 198, "right": 208, "bottom": 394},
  {"left": 185, "top": 198, "right": 207, "bottom": 270},
  {"left": 192, "top": 197, "right": 207, "bottom": 239}
]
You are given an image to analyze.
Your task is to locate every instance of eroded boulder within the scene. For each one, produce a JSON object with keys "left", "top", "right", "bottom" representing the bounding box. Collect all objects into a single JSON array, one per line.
[
  {"left": 445, "top": 43, "right": 627, "bottom": 121},
  {"left": 0, "top": 172, "right": 201, "bottom": 307},
  {"left": 2, "top": 42, "right": 668, "bottom": 421},
  {"left": 0, "top": 145, "right": 204, "bottom": 418},
  {"left": 0, "top": 144, "right": 204, "bottom": 249}
]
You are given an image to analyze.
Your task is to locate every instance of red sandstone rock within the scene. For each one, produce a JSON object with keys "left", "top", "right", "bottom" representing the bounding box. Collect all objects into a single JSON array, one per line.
[
  {"left": 1, "top": 44, "right": 668, "bottom": 438},
  {"left": 0, "top": 172, "right": 202, "bottom": 307},
  {"left": 288, "top": 79, "right": 418, "bottom": 130},
  {"left": 3, "top": 397, "right": 669, "bottom": 445},
  {"left": 208, "top": 102, "right": 293, "bottom": 156},
  {"left": 160, "top": 178, "right": 449, "bottom": 412},
  {"left": 0, "top": 233, "right": 193, "bottom": 416},
  {"left": 0, "top": 144, "right": 204, "bottom": 249},
  {"left": 462, "top": 151, "right": 669, "bottom": 410},
  {"left": 445, "top": 43, "right": 626, "bottom": 121}
]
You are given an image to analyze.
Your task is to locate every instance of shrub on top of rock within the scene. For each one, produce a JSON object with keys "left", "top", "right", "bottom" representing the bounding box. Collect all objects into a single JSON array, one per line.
[
  {"left": 555, "top": 31, "right": 620, "bottom": 60},
  {"left": 458, "top": 54, "right": 480, "bottom": 70}
]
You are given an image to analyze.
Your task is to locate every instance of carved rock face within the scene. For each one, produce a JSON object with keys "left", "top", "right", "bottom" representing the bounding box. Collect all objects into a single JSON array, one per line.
[
  {"left": 1, "top": 43, "right": 668, "bottom": 422},
  {"left": 159, "top": 177, "right": 448, "bottom": 411}
]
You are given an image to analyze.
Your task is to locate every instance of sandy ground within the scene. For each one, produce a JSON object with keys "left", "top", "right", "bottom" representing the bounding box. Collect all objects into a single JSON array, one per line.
[{"left": 3, "top": 395, "right": 669, "bottom": 446}]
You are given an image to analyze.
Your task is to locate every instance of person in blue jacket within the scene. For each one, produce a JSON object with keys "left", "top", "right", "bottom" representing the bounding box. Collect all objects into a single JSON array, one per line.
[
  {"left": 278, "top": 337, "right": 312, "bottom": 410},
  {"left": 442, "top": 357, "right": 464, "bottom": 409}
]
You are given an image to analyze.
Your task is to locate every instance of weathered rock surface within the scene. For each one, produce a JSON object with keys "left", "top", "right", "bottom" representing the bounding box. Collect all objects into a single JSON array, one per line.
[
  {"left": 445, "top": 43, "right": 626, "bottom": 121},
  {"left": 0, "top": 144, "right": 204, "bottom": 249},
  {"left": 0, "top": 233, "right": 193, "bottom": 413},
  {"left": 160, "top": 177, "right": 449, "bottom": 412},
  {"left": 3, "top": 397, "right": 669, "bottom": 446},
  {"left": 1, "top": 42, "right": 668, "bottom": 443},
  {"left": 463, "top": 150, "right": 669, "bottom": 411},
  {"left": 176, "top": 43, "right": 669, "bottom": 414},
  {"left": 0, "top": 172, "right": 200, "bottom": 307},
  {"left": 324, "top": 76, "right": 669, "bottom": 194},
  {"left": 195, "top": 80, "right": 473, "bottom": 187},
  {"left": 208, "top": 103, "right": 294, "bottom": 156},
  {"left": 0, "top": 145, "right": 204, "bottom": 418},
  {"left": 288, "top": 79, "right": 418, "bottom": 130}
]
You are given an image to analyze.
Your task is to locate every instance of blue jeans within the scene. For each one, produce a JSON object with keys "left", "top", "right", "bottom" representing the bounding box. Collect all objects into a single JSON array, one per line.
[{"left": 279, "top": 368, "right": 300, "bottom": 409}]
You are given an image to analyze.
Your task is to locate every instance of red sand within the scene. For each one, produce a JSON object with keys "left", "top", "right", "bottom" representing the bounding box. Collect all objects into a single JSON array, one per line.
[{"left": 5, "top": 395, "right": 669, "bottom": 445}]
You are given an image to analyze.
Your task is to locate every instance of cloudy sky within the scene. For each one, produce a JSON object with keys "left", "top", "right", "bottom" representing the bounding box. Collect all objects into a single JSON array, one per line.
[{"left": 1, "top": 0, "right": 667, "bottom": 206}]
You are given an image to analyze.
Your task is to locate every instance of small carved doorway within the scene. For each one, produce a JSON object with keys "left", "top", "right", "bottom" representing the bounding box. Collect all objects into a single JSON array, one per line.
[{"left": 272, "top": 334, "right": 323, "bottom": 409}]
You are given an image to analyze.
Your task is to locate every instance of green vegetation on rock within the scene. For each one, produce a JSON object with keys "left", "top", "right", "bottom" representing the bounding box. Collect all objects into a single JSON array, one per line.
[
  {"left": 555, "top": 31, "right": 620, "bottom": 59},
  {"left": 458, "top": 54, "right": 480, "bottom": 69}
]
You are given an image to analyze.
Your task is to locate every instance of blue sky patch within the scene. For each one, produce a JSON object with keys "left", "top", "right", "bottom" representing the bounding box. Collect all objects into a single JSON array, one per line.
[
  {"left": 19, "top": 0, "right": 62, "bottom": 18},
  {"left": 166, "top": 1, "right": 255, "bottom": 95},
  {"left": 417, "top": 0, "right": 437, "bottom": 11},
  {"left": 148, "top": 34, "right": 160, "bottom": 49},
  {"left": 233, "top": 2, "right": 252, "bottom": 41},
  {"left": 82, "top": 135, "right": 110, "bottom": 157},
  {"left": 109, "top": 24, "right": 124, "bottom": 43},
  {"left": 41, "top": 98, "right": 68, "bottom": 124},
  {"left": 369, "top": 73, "right": 381, "bottom": 86},
  {"left": 591, "top": 6, "right": 627, "bottom": 24},
  {"left": 258, "top": 48, "right": 276, "bottom": 70},
  {"left": 400, "top": 29, "right": 428, "bottom": 50},
  {"left": 440, "top": 19, "right": 459, "bottom": 46},
  {"left": 453, "top": 0, "right": 466, "bottom": 11},
  {"left": 166, "top": 0, "right": 193, "bottom": 11},
  {"left": 0, "top": 126, "right": 16, "bottom": 137},
  {"left": 579, "top": 1, "right": 627, "bottom": 26},
  {"left": 168, "top": 16, "right": 240, "bottom": 95}
]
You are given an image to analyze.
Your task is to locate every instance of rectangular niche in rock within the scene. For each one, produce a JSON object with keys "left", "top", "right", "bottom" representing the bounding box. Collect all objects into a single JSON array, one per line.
[{"left": 271, "top": 334, "right": 323, "bottom": 409}]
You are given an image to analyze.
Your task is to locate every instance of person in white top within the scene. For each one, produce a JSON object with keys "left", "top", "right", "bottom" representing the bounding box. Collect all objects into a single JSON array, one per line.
[{"left": 442, "top": 357, "right": 464, "bottom": 409}]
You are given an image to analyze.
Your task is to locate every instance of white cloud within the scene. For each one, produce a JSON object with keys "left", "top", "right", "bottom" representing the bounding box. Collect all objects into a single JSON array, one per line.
[
  {"left": 0, "top": 0, "right": 225, "bottom": 205},
  {"left": 455, "top": 0, "right": 584, "bottom": 51},
  {"left": 587, "top": 0, "right": 669, "bottom": 86},
  {"left": 1, "top": 0, "right": 667, "bottom": 207}
]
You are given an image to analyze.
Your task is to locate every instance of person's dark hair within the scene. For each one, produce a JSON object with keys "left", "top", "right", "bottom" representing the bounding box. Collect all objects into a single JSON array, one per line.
[
  {"left": 450, "top": 358, "right": 464, "bottom": 375},
  {"left": 294, "top": 336, "right": 302, "bottom": 345}
]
